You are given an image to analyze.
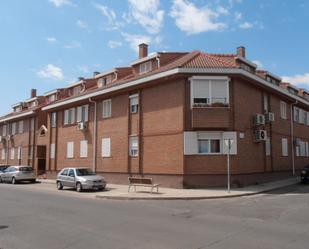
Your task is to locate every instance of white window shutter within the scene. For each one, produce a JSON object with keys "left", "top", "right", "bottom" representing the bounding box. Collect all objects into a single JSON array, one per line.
[
  {"left": 102, "top": 138, "right": 111, "bottom": 157},
  {"left": 64, "top": 110, "right": 69, "bottom": 125},
  {"left": 67, "top": 142, "right": 74, "bottom": 158},
  {"left": 281, "top": 138, "right": 288, "bottom": 156},
  {"left": 76, "top": 107, "right": 82, "bottom": 123},
  {"left": 50, "top": 143, "right": 55, "bottom": 159},
  {"left": 184, "top": 132, "right": 198, "bottom": 155},
  {"left": 19, "top": 121, "right": 24, "bottom": 133},
  {"left": 80, "top": 140, "right": 88, "bottom": 158},
  {"left": 71, "top": 108, "right": 75, "bottom": 123},
  {"left": 84, "top": 105, "right": 89, "bottom": 122},
  {"left": 17, "top": 146, "right": 22, "bottom": 160}
]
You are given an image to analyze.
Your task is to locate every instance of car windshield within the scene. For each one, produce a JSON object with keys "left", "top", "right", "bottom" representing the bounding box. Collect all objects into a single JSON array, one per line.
[
  {"left": 19, "top": 167, "right": 33, "bottom": 172},
  {"left": 75, "top": 168, "right": 96, "bottom": 176}
]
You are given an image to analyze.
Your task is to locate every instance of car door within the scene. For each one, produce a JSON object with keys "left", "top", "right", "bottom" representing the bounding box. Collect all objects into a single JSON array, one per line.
[
  {"left": 58, "top": 169, "right": 69, "bottom": 186},
  {"left": 66, "top": 169, "right": 76, "bottom": 188},
  {"left": 4, "top": 167, "right": 15, "bottom": 182}
]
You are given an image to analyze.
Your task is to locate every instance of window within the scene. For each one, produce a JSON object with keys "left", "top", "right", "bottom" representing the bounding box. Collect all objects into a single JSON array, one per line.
[
  {"left": 266, "top": 137, "right": 271, "bottom": 156},
  {"left": 50, "top": 143, "right": 55, "bottom": 159},
  {"left": 66, "top": 142, "right": 74, "bottom": 158},
  {"left": 17, "top": 146, "right": 22, "bottom": 160},
  {"left": 80, "top": 140, "right": 88, "bottom": 158},
  {"left": 10, "top": 148, "right": 15, "bottom": 160},
  {"left": 129, "top": 136, "right": 139, "bottom": 157},
  {"left": 191, "top": 77, "right": 229, "bottom": 107},
  {"left": 281, "top": 138, "right": 288, "bottom": 156},
  {"left": 68, "top": 169, "right": 75, "bottom": 177},
  {"left": 51, "top": 112, "right": 57, "bottom": 128},
  {"left": 11, "top": 122, "right": 16, "bottom": 135},
  {"left": 2, "top": 125, "right": 7, "bottom": 136},
  {"left": 296, "top": 139, "right": 309, "bottom": 157},
  {"left": 198, "top": 139, "right": 221, "bottom": 154},
  {"left": 102, "top": 99, "right": 112, "bottom": 118},
  {"left": 139, "top": 61, "right": 152, "bottom": 74},
  {"left": 240, "top": 63, "right": 254, "bottom": 73},
  {"left": 64, "top": 108, "right": 75, "bottom": 125},
  {"left": 130, "top": 95, "right": 139, "bottom": 113},
  {"left": 73, "top": 85, "right": 82, "bottom": 95},
  {"left": 77, "top": 105, "right": 89, "bottom": 123},
  {"left": 102, "top": 138, "right": 111, "bottom": 157},
  {"left": 48, "top": 94, "right": 57, "bottom": 103},
  {"left": 18, "top": 121, "right": 23, "bottom": 134},
  {"left": 280, "top": 101, "right": 287, "bottom": 119},
  {"left": 29, "top": 101, "right": 37, "bottom": 107},
  {"left": 1, "top": 149, "right": 6, "bottom": 160},
  {"left": 61, "top": 169, "right": 69, "bottom": 176},
  {"left": 263, "top": 94, "right": 269, "bottom": 113}
]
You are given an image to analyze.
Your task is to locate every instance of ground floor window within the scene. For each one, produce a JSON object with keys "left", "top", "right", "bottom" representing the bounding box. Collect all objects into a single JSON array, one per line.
[{"left": 129, "top": 136, "right": 139, "bottom": 157}]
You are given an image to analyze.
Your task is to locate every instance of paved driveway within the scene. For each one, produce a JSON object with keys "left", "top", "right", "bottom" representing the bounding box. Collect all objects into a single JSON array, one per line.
[{"left": 0, "top": 182, "right": 309, "bottom": 249}]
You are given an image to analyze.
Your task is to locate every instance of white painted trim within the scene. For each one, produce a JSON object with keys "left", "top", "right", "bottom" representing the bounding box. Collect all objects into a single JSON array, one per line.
[
  {"left": 130, "top": 53, "right": 159, "bottom": 65},
  {"left": 44, "top": 89, "right": 58, "bottom": 96},
  {"left": 94, "top": 69, "right": 116, "bottom": 79},
  {"left": 189, "top": 76, "right": 229, "bottom": 81},
  {"left": 0, "top": 111, "right": 35, "bottom": 123},
  {"left": 11, "top": 102, "right": 23, "bottom": 108},
  {"left": 68, "top": 80, "right": 84, "bottom": 88},
  {"left": 266, "top": 72, "right": 282, "bottom": 81},
  {"left": 24, "top": 97, "right": 38, "bottom": 103},
  {"left": 42, "top": 67, "right": 309, "bottom": 111}
]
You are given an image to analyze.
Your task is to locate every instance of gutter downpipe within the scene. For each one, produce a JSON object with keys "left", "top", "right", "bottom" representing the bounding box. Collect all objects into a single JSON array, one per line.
[
  {"left": 156, "top": 55, "right": 161, "bottom": 68},
  {"left": 89, "top": 98, "right": 97, "bottom": 173},
  {"left": 290, "top": 100, "right": 298, "bottom": 176}
]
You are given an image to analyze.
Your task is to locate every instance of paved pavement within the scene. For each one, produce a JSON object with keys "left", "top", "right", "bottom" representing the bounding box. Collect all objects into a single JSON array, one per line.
[
  {"left": 41, "top": 177, "right": 299, "bottom": 200},
  {"left": 0, "top": 182, "right": 309, "bottom": 249}
]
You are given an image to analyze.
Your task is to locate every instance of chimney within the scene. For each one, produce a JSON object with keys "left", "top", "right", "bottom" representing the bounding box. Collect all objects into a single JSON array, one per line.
[
  {"left": 78, "top": 77, "right": 85, "bottom": 82},
  {"left": 139, "top": 43, "right": 148, "bottom": 59},
  {"left": 31, "top": 89, "right": 37, "bottom": 98},
  {"left": 237, "top": 46, "right": 246, "bottom": 58}
]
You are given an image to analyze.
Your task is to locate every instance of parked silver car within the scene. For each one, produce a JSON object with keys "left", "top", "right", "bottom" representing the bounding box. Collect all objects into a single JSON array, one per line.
[
  {"left": 0, "top": 166, "right": 36, "bottom": 184},
  {"left": 56, "top": 168, "right": 106, "bottom": 192}
]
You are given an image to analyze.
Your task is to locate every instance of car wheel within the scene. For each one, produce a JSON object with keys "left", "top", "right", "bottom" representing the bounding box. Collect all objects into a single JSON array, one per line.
[
  {"left": 57, "top": 181, "right": 63, "bottom": 190},
  {"left": 76, "top": 182, "right": 82, "bottom": 192},
  {"left": 11, "top": 177, "right": 16, "bottom": 185},
  {"left": 31, "top": 179, "right": 36, "bottom": 183}
]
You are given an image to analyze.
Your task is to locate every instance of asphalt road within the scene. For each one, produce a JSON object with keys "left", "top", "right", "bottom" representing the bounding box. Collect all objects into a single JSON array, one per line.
[{"left": 0, "top": 182, "right": 309, "bottom": 249}]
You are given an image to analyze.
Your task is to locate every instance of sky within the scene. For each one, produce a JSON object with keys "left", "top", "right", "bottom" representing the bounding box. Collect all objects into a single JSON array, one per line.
[{"left": 0, "top": 0, "right": 309, "bottom": 115}]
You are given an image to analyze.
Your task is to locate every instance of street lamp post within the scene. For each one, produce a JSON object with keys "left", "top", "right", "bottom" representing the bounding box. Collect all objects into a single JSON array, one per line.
[{"left": 224, "top": 139, "right": 233, "bottom": 193}]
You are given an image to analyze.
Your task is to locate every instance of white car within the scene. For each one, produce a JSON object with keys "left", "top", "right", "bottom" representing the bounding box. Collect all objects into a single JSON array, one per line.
[{"left": 0, "top": 166, "right": 36, "bottom": 184}]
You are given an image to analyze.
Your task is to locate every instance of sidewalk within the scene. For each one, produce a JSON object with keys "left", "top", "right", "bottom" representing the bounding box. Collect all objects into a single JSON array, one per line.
[{"left": 40, "top": 177, "right": 299, "bottom": 200}]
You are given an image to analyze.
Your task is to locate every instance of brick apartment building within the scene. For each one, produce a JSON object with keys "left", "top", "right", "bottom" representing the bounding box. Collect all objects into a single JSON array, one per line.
[{"left": 1, "top": 44, "right": 309, "bottom": 188}]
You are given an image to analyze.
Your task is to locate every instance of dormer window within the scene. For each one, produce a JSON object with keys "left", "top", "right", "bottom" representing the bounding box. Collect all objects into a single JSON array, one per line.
[
  {"left": 29, "top": 101, "right": 37, "bottom": 108},
  {"left": 14, "top": 106, "right": 22, "bottom": 112},
  {"left": 139, "top": 61, "right": 152, "bottom": 74},
  {"left": 288, "top": 87, "right": 298, "bottom": 95},
  {"left": 265, "top": 76, "right": 279, "bottom": 86},
  {"left": 97, "top": 75, "right": 112, "bottom": 88},
  {"left": 72, "top": 85, "right": 82, "bottom": 95},
  {"left": 240, "top": 63, "right": 254, "bottom": 73},
  {"left": 97, "top": 78, "right": 105, "bottom": 88},
  {"left": 48, "top": 94, "right": 57, "bottom": 103}
]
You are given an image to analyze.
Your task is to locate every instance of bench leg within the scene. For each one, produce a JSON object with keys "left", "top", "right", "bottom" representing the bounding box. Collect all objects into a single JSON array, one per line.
[{"left": 128, "top": 185, "right": 131, "bottom": 193}]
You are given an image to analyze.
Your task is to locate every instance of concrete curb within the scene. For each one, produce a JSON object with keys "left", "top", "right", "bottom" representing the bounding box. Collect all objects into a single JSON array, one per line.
[{"left": 95, "top": 182, "right": 299, "bottom": 201}]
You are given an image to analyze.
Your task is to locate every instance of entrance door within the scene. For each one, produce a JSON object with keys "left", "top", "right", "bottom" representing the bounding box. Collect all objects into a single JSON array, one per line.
[{"left": 36, "top": 146, "right": 46, "bottom": 176}]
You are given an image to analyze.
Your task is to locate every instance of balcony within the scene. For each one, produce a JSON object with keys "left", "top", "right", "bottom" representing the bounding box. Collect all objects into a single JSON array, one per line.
[{"left": 191, "top": 103, "right": 231, "bottom": 129}]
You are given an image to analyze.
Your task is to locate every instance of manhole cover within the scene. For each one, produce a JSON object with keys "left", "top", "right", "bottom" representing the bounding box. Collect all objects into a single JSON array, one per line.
[{"left": 0, "top": 225, "right": 8, "bottom": 230}]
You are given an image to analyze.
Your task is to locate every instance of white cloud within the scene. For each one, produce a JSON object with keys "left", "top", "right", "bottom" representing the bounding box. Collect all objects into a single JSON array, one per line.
[
  {"left": 76, "top": 65, "right": 89, "bottom": 74},
  {"left": 108, "top": 40, "right": 123, "bottom": 48},
  {"left": 252, "top": 60, "right": 264, "bottom": 69},
  {"left": 94, "top": 3, "right": 123, "bottom": 30},
  {"left": 170, "top": 0, "right": 226, "bottom": 35},
  {"left": 46, "top": 37, "right": 57, "bottom": 43},
  {"left": 282, "top": 73, "right": 309, "bottom": 87},
  {"left": 217, "top": 6, "right": 229, "bottom": 15},
  {"left": 234, "top": 12, "right": 242, "bottom": 20},
  {"left": 121, "top": 33, "right": 151, "bottom": 53},
  {"left": 37, "top": 64, "right": 64, "bottom": 80},
  {"left": 127, "top": 0, "right": 164, "bottom": 34},
  {"left": 64, "top": 41, "right": 81, "bottom": 49},
  {"left": 239, "top": 21, "right": 253, "bottom": 29},
  {"left": 76, "top": 20, "right": 88, "bottom": 29},
  {"left": 49, "top": 0, "right": 73, "bottom": 7}
]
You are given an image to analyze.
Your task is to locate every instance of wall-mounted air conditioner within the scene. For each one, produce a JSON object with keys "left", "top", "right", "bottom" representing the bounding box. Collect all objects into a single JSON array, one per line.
[
  {"left": 253, "top": 114, "right": 265, "bottom": 126},
  {"left": 77, "top": 122, "right": 87, "bottom": 131},
  {"left": 255, "top": 130, "right": 267, "bottom": 142},
  {"left": 265, "top": 112, "right": 275, "bottom": 123}
]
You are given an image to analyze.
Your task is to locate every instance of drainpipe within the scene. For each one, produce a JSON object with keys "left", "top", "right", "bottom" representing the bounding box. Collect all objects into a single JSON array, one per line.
[
  {"left": 89, "top": 98, "right": 97, "bottom": 173},
  {"left": 156, "top": 55, "right": 161, "bottom": 68},
  {"left": 290, "top": 100, "right": 298, "bottom": 176}
]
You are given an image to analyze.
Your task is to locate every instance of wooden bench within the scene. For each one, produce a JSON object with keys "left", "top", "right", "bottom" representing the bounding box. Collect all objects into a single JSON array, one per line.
[{"left": 128, "top": 177, "right": 160, "bottom": 194}]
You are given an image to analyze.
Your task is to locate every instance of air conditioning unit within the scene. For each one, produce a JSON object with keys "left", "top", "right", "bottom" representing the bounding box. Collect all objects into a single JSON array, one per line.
[
  {"left": 265, "top": 112, "right": 275, "bottom": 123},
  {"left": 6, "top": 135, "right": 12, "bottom": 141},
  {"left": 77, "top": 122, "right": 87, "bottom": 131},
  {"left": 253, "top": 114, "right": 265, "bottom": 126},
  {"left": 255, "top": 130, "right": 267, "bottom": 142}
]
